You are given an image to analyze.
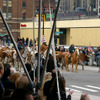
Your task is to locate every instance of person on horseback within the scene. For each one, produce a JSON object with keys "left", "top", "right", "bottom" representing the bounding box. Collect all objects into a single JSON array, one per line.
[
  {"left": 69, "top": 44, "right": 75, "bottom": 54},
  {"left": 68, "top": 44, "right": 75, "bottom": 61},
  {"left": 42, "top": 41, "right": 47, "bottom": 46}
]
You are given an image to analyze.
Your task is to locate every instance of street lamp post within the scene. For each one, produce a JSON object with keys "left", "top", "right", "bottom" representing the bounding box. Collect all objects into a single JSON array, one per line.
[
  {"left": 42, "top": 2, "right": 44, "bottom": 35},
  {"left": 54, "top": 0, "right": 58, "bottom": 46},
  {"left": 37, "top": 0, "right": 42, "bottom": 82}
]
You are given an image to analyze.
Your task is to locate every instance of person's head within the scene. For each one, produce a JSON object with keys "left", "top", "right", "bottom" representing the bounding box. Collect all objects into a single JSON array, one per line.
[
  {"left": 19, "top": 39, "right": 22, "bottom": 42},
  {"left": 25, "top": 63, "right": 32, "bottom": 73},
  {"left": 52, "top": 69, "right": 60, "bottom": 78},
  {"left": 71, "top": 44, "right": 74, "bottom": 47},
  {"left": 0, "top": 63, "right": 4, "bottom": 78},
  {"left": 80, "top": 94, "right": 90, "bottom": 100},
  {"left": 43, "top": 42, "right": 47, "bottom": 45},
  {"left": 12, "top": 88, "right": 34, "bottom": 100},
  {"left": 3, "top": 64, "right": 11, "bottom": 78}
]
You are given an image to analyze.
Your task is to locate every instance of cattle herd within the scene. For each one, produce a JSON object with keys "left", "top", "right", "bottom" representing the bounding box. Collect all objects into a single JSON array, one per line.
[{"left": 0, "top": 45, "right": 100, "bottom": 73}]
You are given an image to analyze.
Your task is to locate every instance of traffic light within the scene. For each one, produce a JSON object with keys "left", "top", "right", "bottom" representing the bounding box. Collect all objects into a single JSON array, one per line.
[{"left": 42, "top": 14, "right": 45, "bottom": 21}]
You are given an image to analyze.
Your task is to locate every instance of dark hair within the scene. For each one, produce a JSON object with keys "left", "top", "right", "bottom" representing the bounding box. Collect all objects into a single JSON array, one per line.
[
  {"left": 52, "top": 69, "right": 60, "bottom": 78},
  {"left": 58, "top": 76, "right": 66, "bottom": 92},
  {"left": 3, "top": 64, "right": 11, "bottom": 78},
  {"left": 25, "top": 63, "right": 32, "bottom": 72},
  {"left": 11, "top": 88, "right": 33, "bottom": 100}
]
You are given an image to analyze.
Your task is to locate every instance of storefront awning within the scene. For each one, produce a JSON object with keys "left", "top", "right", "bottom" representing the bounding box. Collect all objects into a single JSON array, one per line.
[{"left": 0, "top": 34, "right": 6, "bottom": 36}]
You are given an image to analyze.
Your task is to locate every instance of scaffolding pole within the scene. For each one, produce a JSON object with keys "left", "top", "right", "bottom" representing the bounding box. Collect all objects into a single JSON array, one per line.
[
  {"left": 37, "top": 0, "right": 42, "bottom": 82},
  {"left": 49, "top": 1, "right": 61, "bottom": 100},
  {"left": 40, "top": 0, "right": 61, "bottom": 88},
  {"left": 32, "top": 0, "right": 35, "bottom": 82}
]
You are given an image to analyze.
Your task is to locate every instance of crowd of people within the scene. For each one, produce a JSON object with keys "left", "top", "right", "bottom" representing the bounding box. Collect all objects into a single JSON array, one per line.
[
  {"left": 55, "top": 44, "right": 100, "bottom": 66},
  {"left": 0, "top": 36, "right": 96, "bottom": 100},
  {"left": 17, "top": 37, "right": 36, "bottom": 50},
  {"left": 0, "top": 36, "right": 36, "bottom": 49},
  {"left": 0, "top": 36, "right": 100, "bottom": 67},
  {"left": 0, "top": 61, "right": 90, "bottom": 100}
]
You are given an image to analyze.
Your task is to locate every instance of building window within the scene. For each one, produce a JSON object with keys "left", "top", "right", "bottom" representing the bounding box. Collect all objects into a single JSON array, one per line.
[
  {"left": 3, "top": 13, "right": 6, "bottom": 19},
  {"left": 8, "top": 7, "right": 12, "bottom": 13},
  {"left": 3, "top": 7, "right": 7, "bottom": 13},
  {"left": 99, "top": 1, "right": 100, "bottom": 6},
  {"left": 22, "top": 13, "right": 26, "bottom": 20},
  {"left": 36, "top": 6, "right": 39, "bottom": 12},
  {"left": 8, "top": 13, "right": 12, "bottom": 19},
  {"left": 8, "top": 24, "right": 12, "bottom": 30},
  {"left": 3, "top": 0, "right": 7, "bottom": 6},
  {"left": 99, "top": 8, "right": 100, "bottom": 13},
  {"left": 22, "top": 1, "right": 26, "bottom": 8},
  {"left": 2, "top": 24, "right": 12, "bottom": 30},
  {"left": 8, "top": 0, "right": 12, "bottom": 7},
  {"left": 2, "top": 24, "right": 6, "bottom": 30}
]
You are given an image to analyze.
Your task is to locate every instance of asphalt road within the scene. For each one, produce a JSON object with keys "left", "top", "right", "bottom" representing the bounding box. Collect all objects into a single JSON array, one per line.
[{"left": 59, "top": 65, "right": 100, "bottom": 100}]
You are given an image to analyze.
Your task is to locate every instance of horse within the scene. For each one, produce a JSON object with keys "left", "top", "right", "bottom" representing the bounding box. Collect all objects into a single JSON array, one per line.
[
  {"left": 78, "top": 52, "right": 89, "bottom": 70},
  {"left": 40, "top": 44, "right": 48, "bottom": 54},
  {"left": 56, "top": 51, "right": 68, "bottom": 68},
  {"left": 65, "top": 48, "right": 79, "bottom": 72}
]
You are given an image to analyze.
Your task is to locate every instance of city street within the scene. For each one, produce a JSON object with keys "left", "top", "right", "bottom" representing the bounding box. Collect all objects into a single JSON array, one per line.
[{"left": 59, "top": 65, "right": 100, "bottom": 100}]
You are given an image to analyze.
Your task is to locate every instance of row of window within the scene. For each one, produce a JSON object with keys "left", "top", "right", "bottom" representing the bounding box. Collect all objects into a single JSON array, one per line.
[
  {"left": 3, "top": 0, "right": 26, "bottom": 8},
  {"left": 3, "top": 0, "right": 12, "bottom": 19},
  {"left": 3, "top": 0, "right": 26, "bottom": 20},
  {"left": 3, "top": 13, "right": 12, "bottom": 19},
  {"left": 3, "top": 0, "right": 12, "bottom": 7},
  {"left": 2, "top": 24, "right": 12, "bottom": 30}
]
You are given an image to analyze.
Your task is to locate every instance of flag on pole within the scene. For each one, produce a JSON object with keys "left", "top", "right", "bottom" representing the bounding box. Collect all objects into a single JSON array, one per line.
[{"left": 42, "top": 35, "right": 46, "bottom": 43}]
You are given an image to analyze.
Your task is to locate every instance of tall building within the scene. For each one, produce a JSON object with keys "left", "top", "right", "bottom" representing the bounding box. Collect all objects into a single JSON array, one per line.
[
  {"left": 60, "top": 0, "right": 68, "bottom": 12},
  {"left": 0, "top": 0, "right": 55, "bottom": 41},
  {"left": 34, "top": 0, "right": 55, "bottom": 13},
  {"left": 0, "top": 0, "right": 33, "bottom": 41},
  {"left": 59, "top": 0, "right": 98, "bottom": 13}
]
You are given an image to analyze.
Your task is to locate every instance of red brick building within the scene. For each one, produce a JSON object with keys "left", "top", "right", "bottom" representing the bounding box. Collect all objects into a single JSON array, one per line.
[
  {"left": 35, "top": 0, "right": 55, "bottom": 13},
  {"left": 0, "top": 0, "right": 55, "bottom": 41}
]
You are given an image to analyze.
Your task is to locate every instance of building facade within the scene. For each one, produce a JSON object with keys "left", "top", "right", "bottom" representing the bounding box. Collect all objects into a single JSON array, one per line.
[
  {"left": 0, "top": 0, "right": 55, "bottom": 41},
  {"left": 34, "top": 0, "right": 55, "bottom": 14},
  {"left": 20, "top": 19, "right": 100, "bottom": 47},
  {"left": 60, "top": 0, "right": 98, "bottom": 13},
  {"left": 0, "top": 0, "right": 33, "bottom": 41}
]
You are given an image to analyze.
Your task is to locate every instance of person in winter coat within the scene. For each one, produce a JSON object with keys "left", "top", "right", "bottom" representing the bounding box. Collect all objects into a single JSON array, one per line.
[{"left": 69, "top": 44, "right": 75, "bottom": 54}]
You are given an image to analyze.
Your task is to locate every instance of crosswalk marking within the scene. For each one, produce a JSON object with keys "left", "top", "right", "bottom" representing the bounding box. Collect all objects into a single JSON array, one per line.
[
  {"left": 65, "top": 87, "right": 81, "bottom": 93},
  {"left": 86, "top": 85, "right": 100, "bottom": 89},
  {"left": 70, "top": 85, "right": 98, "bottom": 92}
]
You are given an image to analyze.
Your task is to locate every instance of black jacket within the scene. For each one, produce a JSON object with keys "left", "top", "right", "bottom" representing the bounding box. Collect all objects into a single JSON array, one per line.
[
  {"left": 1, "top": 77, "right": 15, "bottom": 90},
  {"left": 0, "top": 78, "right": 4, "bottom": 99}
]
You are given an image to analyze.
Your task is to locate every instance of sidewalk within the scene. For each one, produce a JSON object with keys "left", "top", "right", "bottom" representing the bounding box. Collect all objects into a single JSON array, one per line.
[
  {"left": 78, "top": 65, "right": 99, "bottom": 72},
  {"left": 70, "top": 92, "right": 100, "bottom": 100}
]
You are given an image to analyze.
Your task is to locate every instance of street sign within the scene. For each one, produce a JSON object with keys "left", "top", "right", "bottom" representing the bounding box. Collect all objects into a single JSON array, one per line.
[
  {"left": 46, "top": 14, "right": 54, "bottom": 18},
  {"left": 56, "top": 31, "right": 63, "bottom": 35}
]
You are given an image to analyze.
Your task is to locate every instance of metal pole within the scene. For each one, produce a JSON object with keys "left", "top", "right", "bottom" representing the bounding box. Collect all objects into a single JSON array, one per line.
[
  {"left": 43, "top": 3, "right": 44, "bottom": 35},
  {"left": 32, "top": 0, "right": 35, "bottom": 81},
  {"left": 40, "top": 0, "right": 61, "bottom": 87},
  {"left": 37, "top": 0, "right": 42, "bottom": 82},
  {"left": 0, "top": 8, "right": 35, "bottom": 87},
  {"left": 49, "top": 2, "right": 61, "bottom": 100}
]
